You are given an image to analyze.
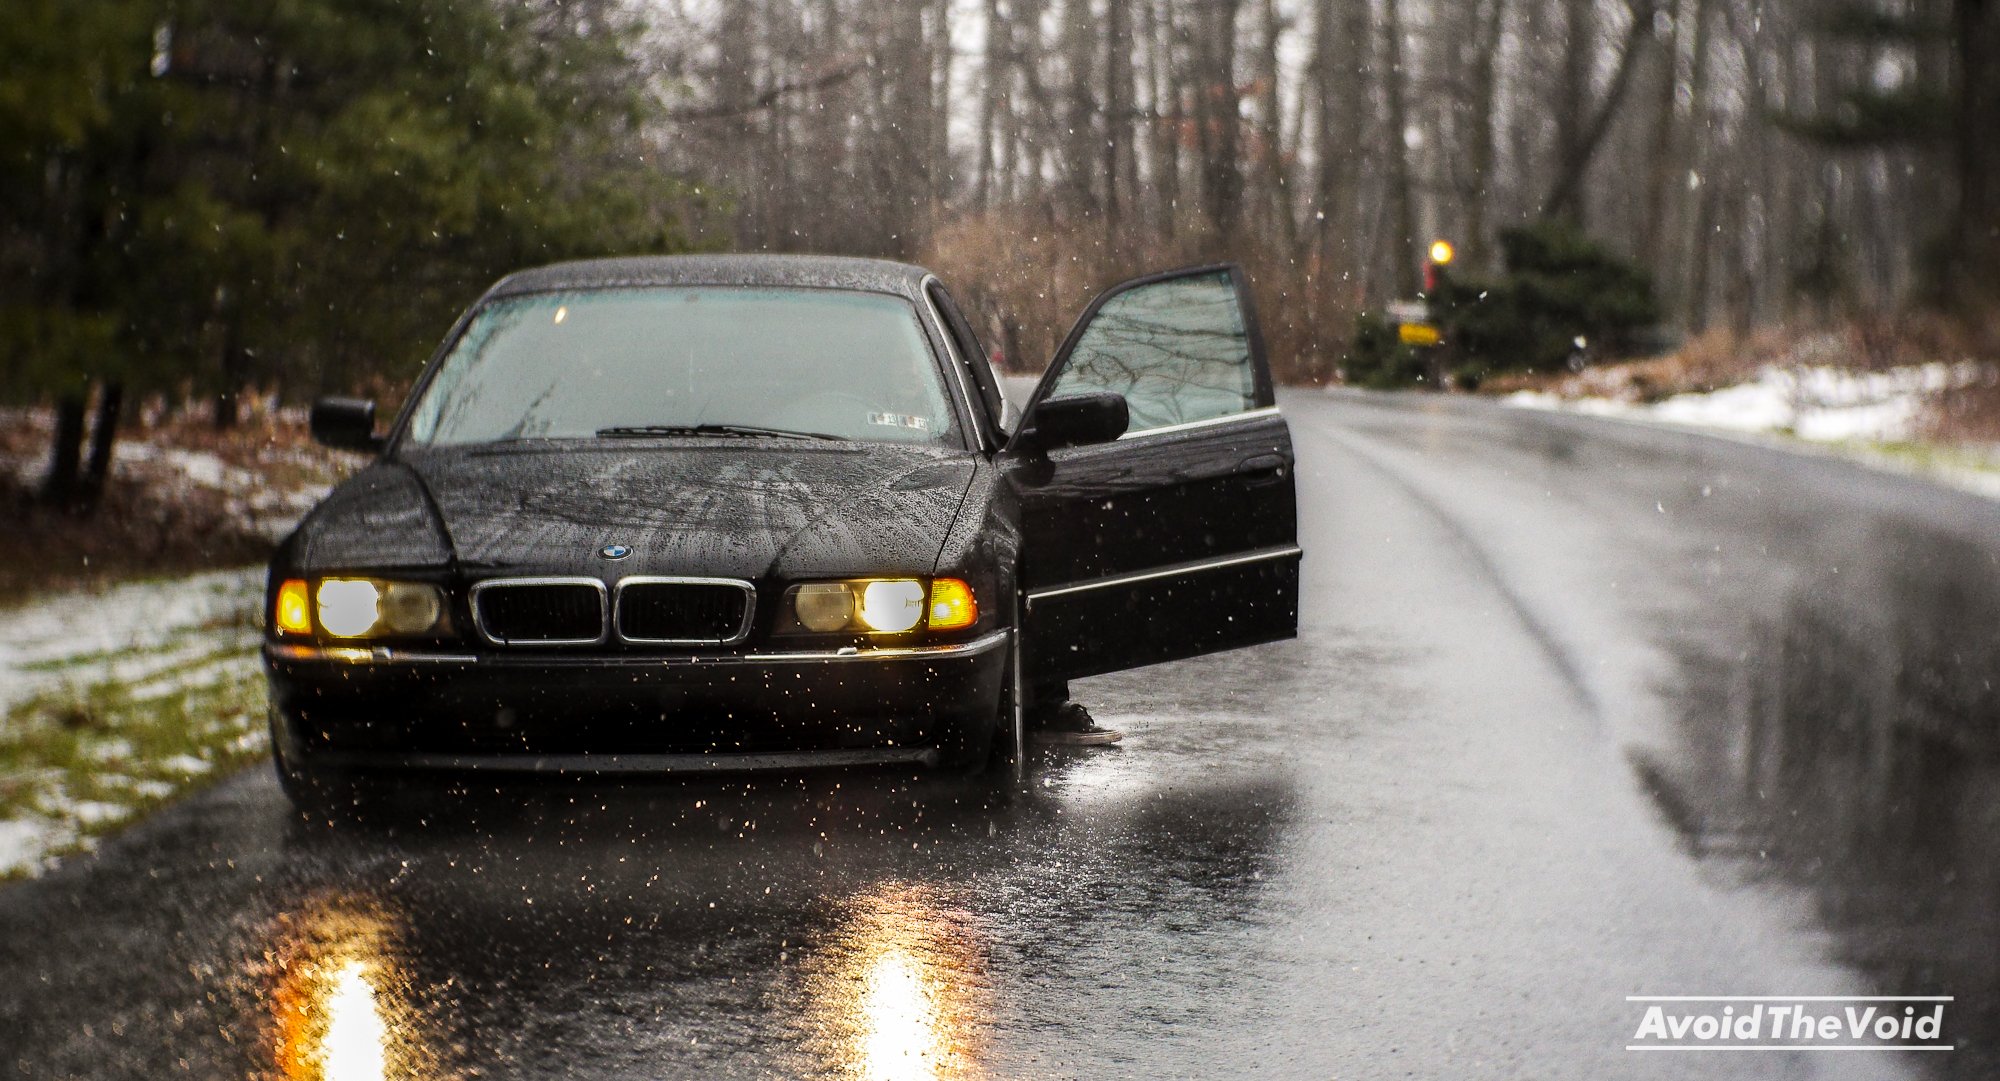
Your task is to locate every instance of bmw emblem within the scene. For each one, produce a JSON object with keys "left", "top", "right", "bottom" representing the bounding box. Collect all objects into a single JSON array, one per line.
[{"left": 600, "top": 544, "right": 632, "bottom": 560}]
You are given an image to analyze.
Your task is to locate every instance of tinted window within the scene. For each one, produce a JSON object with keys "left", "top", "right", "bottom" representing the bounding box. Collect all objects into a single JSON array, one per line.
[
  {"left": 404, "top": 288, "right": 957, "bottom": 447},
  {"left": 1045, "top": 271, "right": 1258, "bottom": 432}
]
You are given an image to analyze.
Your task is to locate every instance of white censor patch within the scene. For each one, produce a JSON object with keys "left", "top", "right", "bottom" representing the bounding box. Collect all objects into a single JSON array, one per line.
[
  {"left": 1625, "top": 997, "right": 1952, "bottom": 1051},
  {"left": 867, "top": 412, "right": 930, "bottom": 431}
]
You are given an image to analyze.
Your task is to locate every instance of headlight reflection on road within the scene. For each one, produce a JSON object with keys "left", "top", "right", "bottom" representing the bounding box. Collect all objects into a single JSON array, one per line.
[
  {"left": 804, "top": 885, "right": 990, "bottom": 1081},
  {"left": 267, "top": 894, "right": 433, "bottom": 1081}
]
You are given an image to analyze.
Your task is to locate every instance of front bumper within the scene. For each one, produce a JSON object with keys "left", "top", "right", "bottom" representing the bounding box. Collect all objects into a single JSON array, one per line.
[{"left": 264, "top": 630, "right": 1009, "bottom": 773}]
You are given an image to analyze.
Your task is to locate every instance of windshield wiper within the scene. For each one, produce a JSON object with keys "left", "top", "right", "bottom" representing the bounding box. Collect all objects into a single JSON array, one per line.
[{"left": 595, "top": 423, "right": 843, "bottom": 441}]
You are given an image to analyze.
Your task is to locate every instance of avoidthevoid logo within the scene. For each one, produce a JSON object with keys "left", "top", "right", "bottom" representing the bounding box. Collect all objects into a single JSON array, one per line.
[{"left": 1626, "top": 997, "right": 1952, "bottom": 1052}]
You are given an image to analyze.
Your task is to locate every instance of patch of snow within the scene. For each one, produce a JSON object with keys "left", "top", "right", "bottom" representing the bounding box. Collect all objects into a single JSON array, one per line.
[
  {"left": 0, "top": 819, "right": 45, "bottom": 878},
  {"left": 60, "top": 799, "right": 131, "bottom": 827},
  {"left": 159, "top": 753, "right": 211, "bottom": 776},
  {"left": 0, "top": 567, "right": 261, "bottom": 716},
  {"left": 1510, "top": 363, "right": 1977, "bottom": 445},
  {"left": 87, "top": 738, "right": 135, "bottom": 762}
]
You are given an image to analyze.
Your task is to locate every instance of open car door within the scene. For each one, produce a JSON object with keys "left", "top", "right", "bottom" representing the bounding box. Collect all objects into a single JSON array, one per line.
[{"left": 1010, "top": 264, "right": 1301, "bottom": 683}]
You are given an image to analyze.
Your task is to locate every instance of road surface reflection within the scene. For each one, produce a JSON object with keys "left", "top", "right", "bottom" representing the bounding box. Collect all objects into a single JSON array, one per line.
[
  {"left": 1658, "top": 519, "right": 2000, "bottom": 1077},
  {"left": 265, "top": 894, "right": 438, "bottom": 1081},
  {"left": 797, "top": 884, "right": 989, "bottom": 1080}
]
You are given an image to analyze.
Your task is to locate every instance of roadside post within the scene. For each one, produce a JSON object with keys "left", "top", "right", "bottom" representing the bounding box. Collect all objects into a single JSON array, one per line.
[{"left": 1389, "top": 238, "right": 1456, "bottom": 388}]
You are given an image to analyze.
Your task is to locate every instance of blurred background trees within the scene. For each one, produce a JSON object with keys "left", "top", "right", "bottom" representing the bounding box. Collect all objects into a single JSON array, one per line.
[
  {"left": 4, "top": 0, "right": 1997, "bottom": 503},
  {"left": 640, "top": 0, "right": 1997, "bottom": 378},
  {"left": 0, "top": 0, "right": 693, "bottom": 505}
]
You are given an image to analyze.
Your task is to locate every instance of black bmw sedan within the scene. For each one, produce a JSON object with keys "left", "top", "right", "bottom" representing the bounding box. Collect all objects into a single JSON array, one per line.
[{"left": 263, "top": 254, "right": 1299, "bottom": 807}]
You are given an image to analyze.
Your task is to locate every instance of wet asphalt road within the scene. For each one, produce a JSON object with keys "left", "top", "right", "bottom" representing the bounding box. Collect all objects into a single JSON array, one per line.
[{"left": 6, "top": 390, "right": 2000, "bottom": 1079}]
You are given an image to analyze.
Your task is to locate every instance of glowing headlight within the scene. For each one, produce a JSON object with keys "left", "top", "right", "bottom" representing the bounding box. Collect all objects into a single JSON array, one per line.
[
  {"left": 785, "top": 577, "right": 970, "bottom": 635},
  {"left": 858, "top": 580, "right": 925, "bottom": 632},
  {"left": 312, "top": 578, "right": 449, "bottom": 639},
  {"left": 316, "top": 579, "right": 381, "bottom": 637}
]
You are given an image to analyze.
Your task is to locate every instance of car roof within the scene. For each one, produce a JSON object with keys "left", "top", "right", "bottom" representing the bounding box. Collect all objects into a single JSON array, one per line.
[{"left": 485, "top": 254, "right": 936, "bottom": 302}]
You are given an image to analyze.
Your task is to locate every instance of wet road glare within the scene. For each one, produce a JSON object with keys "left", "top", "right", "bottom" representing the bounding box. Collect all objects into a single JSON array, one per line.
[{"left": 5, "top": 391, "right": 1999, "bottom": 1079}]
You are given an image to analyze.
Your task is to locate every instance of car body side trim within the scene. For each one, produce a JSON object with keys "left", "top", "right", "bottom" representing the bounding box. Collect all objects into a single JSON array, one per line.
[
  {"left": 264, "top": 629, "right": 1011, "bottom": 667},
  {"left": 1116, "top": 405, "right": 1282, "bottom": 441},
  {"left": 1023, "top": 545, "right": 1302, "bottom": 608},
  {"left": 307, "top": 747, "right": 942, "bottom": 774}
]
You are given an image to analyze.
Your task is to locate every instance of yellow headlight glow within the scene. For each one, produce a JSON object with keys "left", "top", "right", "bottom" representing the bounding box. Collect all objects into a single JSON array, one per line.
[
  {"left": 927, "top": 579, "right": 977, "bottom": 630},
  {"left": 858, "top": 580, "right": 926, "bottom": 633},
  {"left": 316, "top": 579, "right": 383, "bottom": 638},
  {"left": 275, "top": 579, "right": 312, "bottom": 636}
]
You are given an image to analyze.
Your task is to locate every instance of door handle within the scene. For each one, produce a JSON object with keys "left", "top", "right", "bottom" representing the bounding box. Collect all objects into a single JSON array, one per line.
[{"left": 1236, "top": 454, "right": 1288, "bottom": 486}]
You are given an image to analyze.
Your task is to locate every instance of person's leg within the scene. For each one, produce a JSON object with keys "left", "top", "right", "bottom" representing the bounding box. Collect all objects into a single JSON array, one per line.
[{"left": 1025, "top": 679, "right": 1123, "bottom": 745}]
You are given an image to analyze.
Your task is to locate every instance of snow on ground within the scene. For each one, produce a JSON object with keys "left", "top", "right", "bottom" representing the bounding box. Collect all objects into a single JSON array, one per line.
[
  {"left": 0, "top": 568, "right": 266, "bottom": 878},
  {"left": 113, "top": 441, "right": 331, "bottom": 540},
  {"left": 1507, "top": 362, "right": 1978, "bottom": 444},
  {"left": 0, "top": 568, "right": 261, "bottom": 716},
  {"left": 0, "top": 404, "right": 348, "bottom": 544}
]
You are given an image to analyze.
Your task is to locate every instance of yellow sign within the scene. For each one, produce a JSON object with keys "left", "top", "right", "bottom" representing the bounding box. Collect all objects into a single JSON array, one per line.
[{"left": 1399, "top": 322, "right": 1442, "bottom": 347}]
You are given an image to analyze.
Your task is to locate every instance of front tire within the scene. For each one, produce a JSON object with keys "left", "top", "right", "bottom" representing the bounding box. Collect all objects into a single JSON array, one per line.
[{"left": 269, "top": 708, "right": 365, "bottom": 819}]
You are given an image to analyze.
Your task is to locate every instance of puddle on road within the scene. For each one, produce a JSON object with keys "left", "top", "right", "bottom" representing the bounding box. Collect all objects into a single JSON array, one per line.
[{"left": 1652, "top": 520, "right": 2000, "bottom": 1076}]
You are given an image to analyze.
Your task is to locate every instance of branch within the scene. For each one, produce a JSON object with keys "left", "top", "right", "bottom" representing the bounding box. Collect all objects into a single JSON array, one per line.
[
  {"left": 665, "top": 60, "right": 865, "bottom": 121},
  {"left": 1541, "top": 0, "right": 1659, "bottom": 221}
]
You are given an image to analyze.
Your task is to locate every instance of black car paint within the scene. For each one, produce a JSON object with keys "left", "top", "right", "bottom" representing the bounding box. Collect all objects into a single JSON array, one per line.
[{"left": 265, "top": 254, "right": 1296, "bottom": 789}]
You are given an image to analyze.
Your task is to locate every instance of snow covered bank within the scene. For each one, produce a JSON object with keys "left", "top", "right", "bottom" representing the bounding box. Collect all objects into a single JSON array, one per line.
[
  {"left": 1508, "top": 363, "right": 1980, "bottom": 443},
  {"left": 0, "top": 569, "right": 267, "bottom": 878}
]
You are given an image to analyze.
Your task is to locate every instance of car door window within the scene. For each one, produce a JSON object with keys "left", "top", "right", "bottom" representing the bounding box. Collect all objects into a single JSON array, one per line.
[{"left": 1043, "top": 269, "right": 1258, "bottom": 433}]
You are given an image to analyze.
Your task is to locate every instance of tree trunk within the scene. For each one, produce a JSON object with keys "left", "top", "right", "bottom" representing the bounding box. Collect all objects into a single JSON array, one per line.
[
  {"left": 1147, "top": 0, "right": 1183, "bottom": 240},
  {"left": 1463, "top": 0, "right": 1508, "bottom": 268},
  {"left": 1254, "top": 0, "right": 1292, "bottom": 252},
  {"left": 81, "top": 381, "right": 124, "bottom": 507},
  {"left": 1060, "top": 0, "right": 1100, "bottom": 217},
  {"left": 1541, "top": 0, "right": 1657, "bottom": 223},
  {"left": 1103, "top": 0, "right": 1137, "bottom": 229},
  {"left": 1381, "top": 0, "right": 1420, "bottom": 294},
  {"left": 976, "top": 0, "right": 1004, "bottom": 208},
  {"left": 1556, "top": 0, "right": 1596, "bottom": 216},
  {"left": 1954, "top": 0, "right": 2000, "bottom": 312},
  {"left": 40, "top": 394, "right": 88, "bottom": 507},
  {"left": 1195, "top": 0, "right": 1244, "bottom": 254}
]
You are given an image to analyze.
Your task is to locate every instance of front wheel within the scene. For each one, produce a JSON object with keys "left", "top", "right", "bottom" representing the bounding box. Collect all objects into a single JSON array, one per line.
[{"left": 269, "top": 709, "right": 367, "bottom": 819}]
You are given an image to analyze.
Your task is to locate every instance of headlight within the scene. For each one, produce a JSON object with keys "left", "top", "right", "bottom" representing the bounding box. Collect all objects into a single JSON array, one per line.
[
  {"left": 781, "top": 578, "right": 976, "bottom": 635},
  {"left": 270, "top": 577, "right": 451, "bottom": 639}
]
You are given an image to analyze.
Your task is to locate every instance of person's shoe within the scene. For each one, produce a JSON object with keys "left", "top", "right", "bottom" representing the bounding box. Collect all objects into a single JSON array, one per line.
[{"left": 1026, "top": 702, "right": 1124, "bottom": 746}]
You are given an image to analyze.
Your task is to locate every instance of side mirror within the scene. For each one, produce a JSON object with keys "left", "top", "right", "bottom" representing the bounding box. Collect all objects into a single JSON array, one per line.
[
  {"left": 310, "top": 397, "right": 384, "bottom": 453},
  {"left": 1020, "top": 392, "right": 1128, "bottom": 452}
]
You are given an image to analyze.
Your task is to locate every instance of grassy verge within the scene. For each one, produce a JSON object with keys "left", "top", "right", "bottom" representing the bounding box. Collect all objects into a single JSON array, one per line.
[{"left": 0, "top": 572, "right": 268, "bottom": 879}]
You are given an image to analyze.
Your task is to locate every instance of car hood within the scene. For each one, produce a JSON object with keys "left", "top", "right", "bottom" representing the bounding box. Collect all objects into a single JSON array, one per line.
[{"left": 366, "top": 442, "right": 979, "bottom": 581}]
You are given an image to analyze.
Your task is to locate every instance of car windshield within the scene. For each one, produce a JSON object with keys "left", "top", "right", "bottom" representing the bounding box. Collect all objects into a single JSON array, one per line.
[{"left": 402, "top": 287, "right": 958, "bottom": 447}]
